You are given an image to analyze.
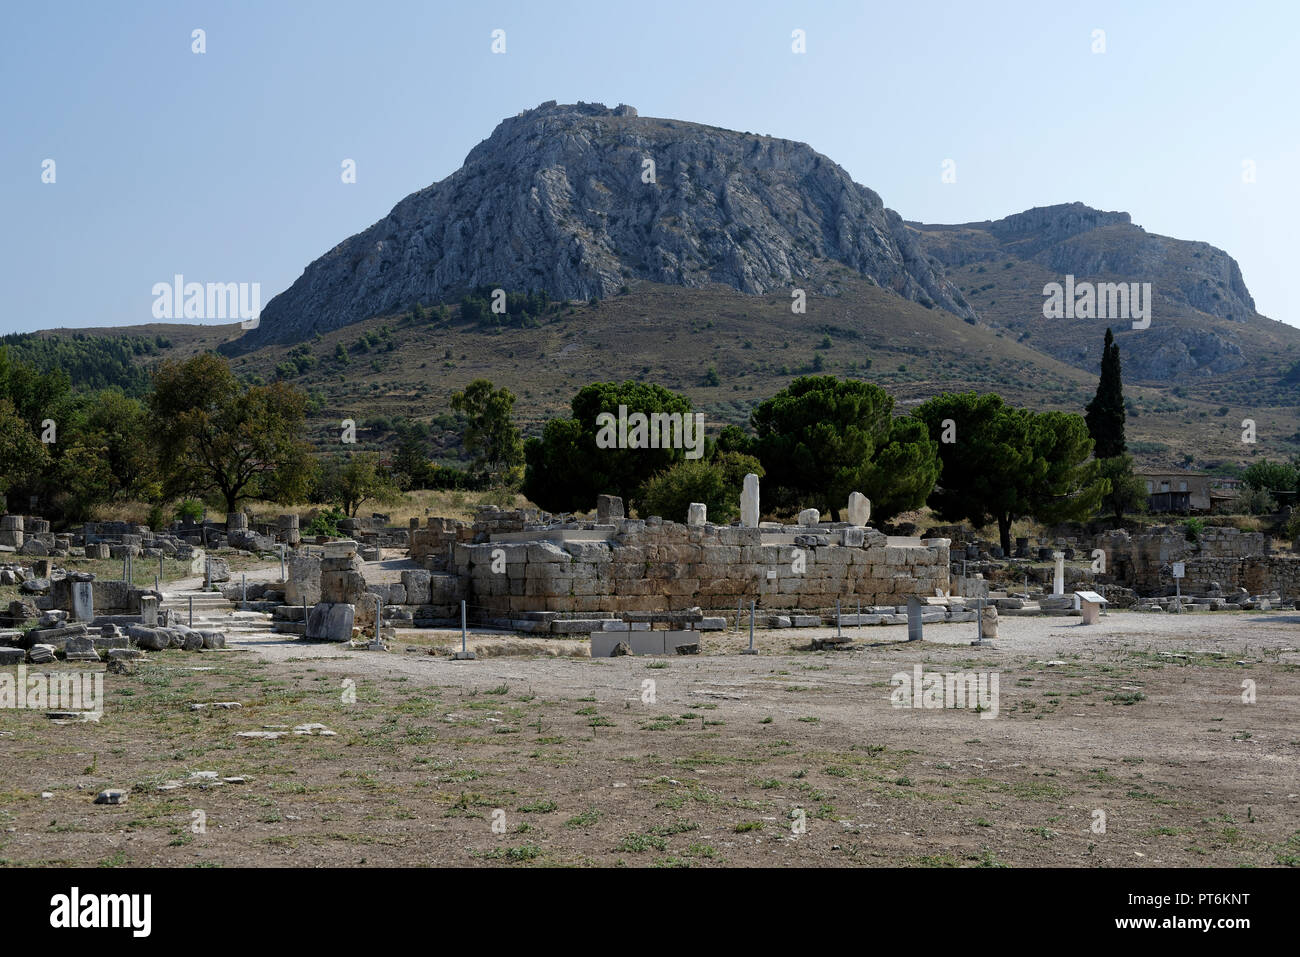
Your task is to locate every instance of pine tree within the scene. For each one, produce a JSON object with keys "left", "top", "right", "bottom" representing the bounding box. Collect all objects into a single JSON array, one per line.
[{"left": 1085, "top": 328, "right": 1126, "bottom": 458}]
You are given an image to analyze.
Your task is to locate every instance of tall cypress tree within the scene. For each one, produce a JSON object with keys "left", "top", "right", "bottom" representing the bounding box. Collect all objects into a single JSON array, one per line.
[{"left": 1085, "top": 327, "right": 1126, "bottom": 458}]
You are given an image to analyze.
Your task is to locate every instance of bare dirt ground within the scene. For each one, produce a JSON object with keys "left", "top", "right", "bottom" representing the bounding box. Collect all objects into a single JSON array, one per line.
[{"left": 2, "top": 586, "right": 1298, "bottom": 868}]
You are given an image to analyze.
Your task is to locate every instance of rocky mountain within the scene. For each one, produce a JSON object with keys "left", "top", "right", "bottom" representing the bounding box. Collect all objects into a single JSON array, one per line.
[
  {"left": 908, "top": 203, "right": 1265, "bottom": 380},
  {"left": 239, "top": 101, "right": 973, "bottom": 348},
  {"left": 237, "top": 101, "right": 1284, "bottom": 386}
]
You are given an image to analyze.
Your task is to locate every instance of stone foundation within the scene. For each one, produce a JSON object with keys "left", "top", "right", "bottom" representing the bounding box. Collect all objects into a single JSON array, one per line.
[
  {"left": 450, "top": 518, "right": 949, "bottom": 620},
  {"left": 1096, "top": 525, "right": 1282, "bottom": 596}
]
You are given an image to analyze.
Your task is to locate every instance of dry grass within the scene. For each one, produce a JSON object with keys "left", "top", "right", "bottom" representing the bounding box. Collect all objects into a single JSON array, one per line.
[{"left": 87, "top": 489, "right": 536, "bottom": 530}]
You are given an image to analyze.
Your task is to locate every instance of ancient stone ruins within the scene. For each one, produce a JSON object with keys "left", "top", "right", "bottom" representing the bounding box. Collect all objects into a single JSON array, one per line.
[{"left": 3, "top": 472, "right": 1298, "bottom": 662}]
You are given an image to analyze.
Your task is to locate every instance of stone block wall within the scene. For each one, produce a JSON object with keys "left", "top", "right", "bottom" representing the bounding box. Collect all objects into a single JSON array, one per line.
[
  {"left": 450, "top": 519, "right": 949, "bottom": 620},
  {"left": 336, "top": 515, "right": 409, "bottom": 548},
  {"left": 1197, "top": 527, "right": 1269, "bottom": 558},
  {"left": 284, "top": 554, "right": 321, "bottom": 605},
  {"left": 1170, "top": 556, "right": 1300, "bottom": 597},
  {"left": 1097, "top": 526, "right": 1272, "bottom": 594},
  {"left": 410, "top": 518, "right": 475, "bottom": 568}
]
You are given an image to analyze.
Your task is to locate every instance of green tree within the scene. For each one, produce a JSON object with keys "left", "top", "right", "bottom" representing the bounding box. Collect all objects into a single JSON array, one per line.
[
  {"left": 1234, "top": 486, "right": 1276, "bottom": 515},
  {"left": 522, "top": 381, "right": 696, "bottom": 512},
  {"left": 751, "top": 376, "right": 929, "bottom": 519},
  {"left": 638, "top": 451, "right": 764, "bottom": 525},
  {"left": 1084, "top": 327, "right": 1126, "bottom": 458},
  {"left": 78, "top": 390, "right": 158, "bottom": 500},
  {"left": 714, "top": 450, "right": 765, "bottom": 494},
  {"left": 1241, "top": 459, "right": 1296, "bottom": 495},
  {"left": 638, "top": 459, "right": 735, "bottom": 524},
  {"left": 52, "top": 445, "right": 117, "bottom": 521},
  {"left": 716, "top": 424, "right": 753, "bottom": 455},
  {"left": 0, "top": 398, "right": 48, "bottom": 504},
  {"left": 1096, "top": 454, "right": 1147, "bottom": 524},
  {"left": 914, "top": 392, "right": 1105, "bottom": 554},
  {"left": 391, "top": 420, "right": 432, "bottom": 490},
  {"left": 0, "top": 345, "right": 75, "bottom": 512},
  {"left": 1026, "top": 411, "right": 1107, "bottom": 525},
  {"left": 148, "top": 353, "right": 314, "bottom": 513},
  {"left": 0, "top": 345, "right": 75, "bottom": 430},
  {"left": 321, "top": 451, "right": 402, "bottom": 517},
  {"left": 860, "top": 416, "right": 941, "bottom": 522},
  {"left": 449, "top": 379, "right": 524, "bottom": 486},
  {"left": 47, "top": 390, "right": 159, "bottom": 520}
]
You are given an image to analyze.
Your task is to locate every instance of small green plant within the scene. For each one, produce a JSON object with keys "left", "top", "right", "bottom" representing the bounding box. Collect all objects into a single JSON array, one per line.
[
  {"left": 517, "top": 800, "right": 557, "bottom": 813},
  {"left": 564, "top": 809, "right": 600, "bottom": 829},
  {"left": 305, "top": 507, "right": 346, "bottom": 537},
  {"left": 616, "top": 832, "right": 668, "bottom": 853}
]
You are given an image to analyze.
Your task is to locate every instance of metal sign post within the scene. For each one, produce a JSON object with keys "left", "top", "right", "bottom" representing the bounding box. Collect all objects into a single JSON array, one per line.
[
  {"left": 741, "top": 601, "right": 757, "bottom": 654},
  {"left": 453, "top": 599, "right": 476, "bottom": 659}
]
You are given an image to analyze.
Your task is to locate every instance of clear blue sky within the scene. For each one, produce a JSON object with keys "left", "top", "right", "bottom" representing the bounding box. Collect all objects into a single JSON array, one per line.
[{"left": 2, "top": 0, "right": 1296, "bottom": 335}]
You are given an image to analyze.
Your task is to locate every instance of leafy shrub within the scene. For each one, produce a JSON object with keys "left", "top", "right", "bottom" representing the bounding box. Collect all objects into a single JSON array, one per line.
[
  {"left": 638, "top": 459, "right": 741, "bottom": 524},
  {"left": 305, "top": 507, "right": 346, "bottom": 537}
]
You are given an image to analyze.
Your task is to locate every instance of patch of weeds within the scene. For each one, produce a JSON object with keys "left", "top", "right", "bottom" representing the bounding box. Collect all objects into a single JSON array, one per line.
[
  {"left": 616, "top": 832, "right": 668, "bottom": 853},
  {"left": 564, "top": 809, "right": 600, "bottom": 829},
  {"left": 648, "top": 820, "right": 699, "bottom": 837},
  {"left": 1105, "top": 691, "right": 1146, "bottom": 706},
  {"left": 478, "top": 844, "right": 541, "bottom": 862},
  {"left": 517, "top": 800, "right": 558, "bottom": 813}
]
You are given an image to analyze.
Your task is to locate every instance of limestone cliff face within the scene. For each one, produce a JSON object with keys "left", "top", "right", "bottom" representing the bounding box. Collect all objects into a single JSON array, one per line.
[
  {"left": 242, "top": 101, "right": 973, "bottom": 347},
  {"left": 915, "top": 202, "right": 1255, "bottom": 322},
  {"left": 910, "top": 202, "right": 1260, "bottom": 379},
  {"left": 240, "top": 104, "right": 1266, "bottom": 384}
]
